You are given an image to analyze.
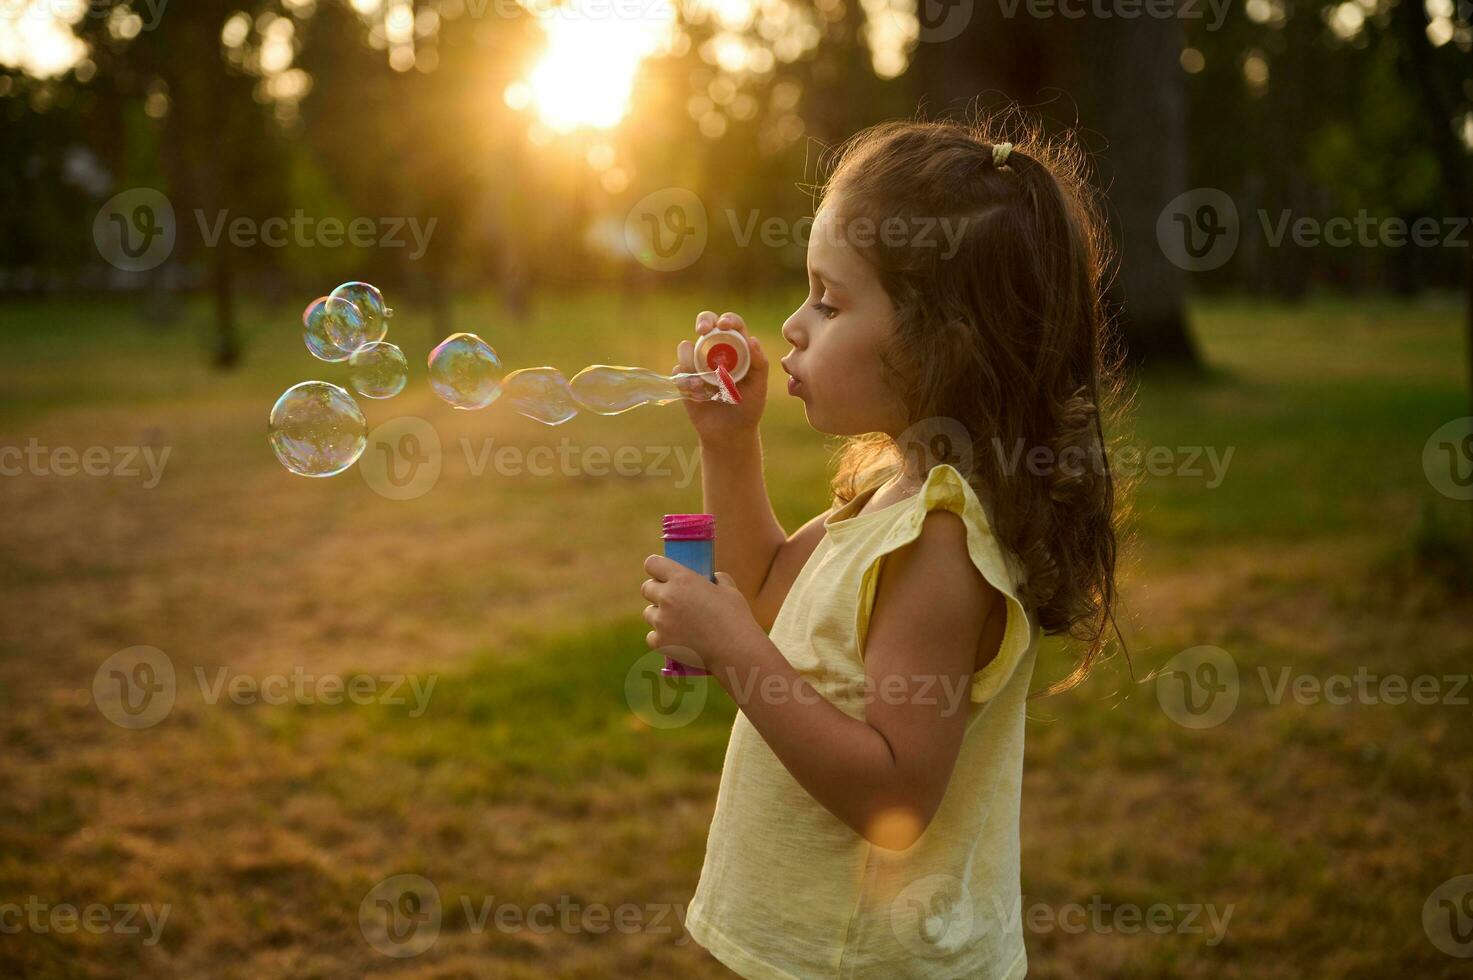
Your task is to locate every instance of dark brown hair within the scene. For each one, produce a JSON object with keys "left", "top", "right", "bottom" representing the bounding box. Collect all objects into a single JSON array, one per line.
[{"left": 819, "top": 110, "right": 1129, "bottom": 698}]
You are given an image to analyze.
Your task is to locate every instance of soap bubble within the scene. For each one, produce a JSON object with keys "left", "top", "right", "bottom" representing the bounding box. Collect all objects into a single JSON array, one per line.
[
  {"left": 503, "top": 367, "right": 579, "bottom": 426},
  {"left": 302, "top": 296, "right": 364, "bottom": 362},
  {"left": 268, "top": 381, "right": 368, "bottom": 477},
  {"left": 349, "top": 341, "right": 409, "bottom": 399},
  {"left": 570, "top": 364, "right": 739, "bottom": 415},
  {"left": 428, "top": 333, "right": 503, "bottom": 410},
  {"left": 329, "top": 281, "right": 391, "bottom": 345}
]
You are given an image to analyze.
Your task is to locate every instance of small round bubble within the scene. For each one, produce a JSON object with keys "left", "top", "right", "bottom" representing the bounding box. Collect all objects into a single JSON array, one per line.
[
  {"left": 349, "top": 341, "right": 409, "bottom": 399},
  {"left": 329, "top": 281, "right": 390, "bottom": 345},
  {"left": 302, "top": 296, "right": 363, "bottom": 362},
  {"left": 428, "top": 333, "right": 503, "bottom": 410},
  {"left": 268, "top": 381, "right": 368, "bottom": 477}
]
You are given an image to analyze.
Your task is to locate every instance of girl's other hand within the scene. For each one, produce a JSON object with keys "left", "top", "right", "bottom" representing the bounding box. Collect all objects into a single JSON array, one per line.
[{"left": 674, "top": 311, "right": 769, "bottom": 447}]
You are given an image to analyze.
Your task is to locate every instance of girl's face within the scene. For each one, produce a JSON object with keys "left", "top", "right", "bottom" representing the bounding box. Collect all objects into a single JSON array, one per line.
[{"left": 780, "top": 198, "right": 912, "bottom": 438}]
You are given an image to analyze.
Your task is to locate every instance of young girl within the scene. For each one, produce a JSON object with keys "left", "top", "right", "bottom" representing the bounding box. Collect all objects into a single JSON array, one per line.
[{"left": 639, "top": 116, "right": 1123, "bottom": 978}]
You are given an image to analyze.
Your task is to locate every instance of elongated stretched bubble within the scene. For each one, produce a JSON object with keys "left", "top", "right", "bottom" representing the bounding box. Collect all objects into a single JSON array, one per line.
[
  {"left": 569, "top": 364, "right": 740, "bottom": 415},
  {"left": 502, "top": 367, "right": 579, "bottom": 426}
]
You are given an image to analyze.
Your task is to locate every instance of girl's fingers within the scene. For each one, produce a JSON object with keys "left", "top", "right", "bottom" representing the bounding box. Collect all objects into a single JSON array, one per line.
[
  {"left": 747, "top": 334, "right": 767, "bottom": 370},
  {"left": 717, "top": 312, "right": 746, "bottom": 335},
  {"left": 676, "top": 339, "right": 695, "bottom": 374},
  {"left": 695, "top": 311, "right": 718, "bottom": 334}
]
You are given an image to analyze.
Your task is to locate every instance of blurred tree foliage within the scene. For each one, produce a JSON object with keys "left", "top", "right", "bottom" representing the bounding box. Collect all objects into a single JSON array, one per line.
[{"left": 0, "top": 0, "right": 1469, "bottom": 368}]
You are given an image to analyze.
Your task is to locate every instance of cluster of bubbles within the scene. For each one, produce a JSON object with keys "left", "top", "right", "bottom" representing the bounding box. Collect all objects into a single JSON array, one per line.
[
  {"left": 425, "top": 332, "right": 742, "bottom": 426},
  {"left": 269, "top": 282, "right": 405, "bottom": 478},
  {"left": 269, "top": 288, "right": 746, "bottom": 477}
]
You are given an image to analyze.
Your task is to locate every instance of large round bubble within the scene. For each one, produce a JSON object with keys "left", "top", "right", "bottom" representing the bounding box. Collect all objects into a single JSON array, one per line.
[
  {"left": 329, "top": 281, "right": 390, "bottom": 346},
  {"left": 302, "top": 296, "right": 364, "bottom": 362},
  {"left": 428, "top": 333, "right": 503, "bottom": 410},
  {"left": 268, "top": 381, "right": 368, "bottom": 477},
  {"left": 349, "top": 341, "right": 409, "bottom": 399}
]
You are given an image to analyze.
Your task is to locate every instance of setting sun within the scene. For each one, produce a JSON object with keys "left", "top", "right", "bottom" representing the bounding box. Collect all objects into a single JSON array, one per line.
[{"left": 510, "top": 0, "right": 678, "bottom": 132}]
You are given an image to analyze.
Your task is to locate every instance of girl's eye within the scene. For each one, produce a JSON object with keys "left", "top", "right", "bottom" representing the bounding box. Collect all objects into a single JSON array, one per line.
[{"left": 812, "top": 301, "right": 838, "bottom": 319}]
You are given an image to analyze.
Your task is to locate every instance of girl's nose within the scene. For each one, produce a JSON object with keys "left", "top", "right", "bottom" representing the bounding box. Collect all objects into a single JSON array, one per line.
[{"left": 781, "top": 310, "right": 804, "bottom": 349}]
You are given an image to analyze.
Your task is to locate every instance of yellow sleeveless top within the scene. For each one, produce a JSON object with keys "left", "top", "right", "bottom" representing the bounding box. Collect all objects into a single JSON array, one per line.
[{"left": 685, "top": 463, "right": 1038, "bottom": 979}]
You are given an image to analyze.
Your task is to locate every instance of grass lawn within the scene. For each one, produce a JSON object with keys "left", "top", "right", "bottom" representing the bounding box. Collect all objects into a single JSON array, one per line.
[{"left": 0, "top": 289, "right": 1470, "bottom": 978}]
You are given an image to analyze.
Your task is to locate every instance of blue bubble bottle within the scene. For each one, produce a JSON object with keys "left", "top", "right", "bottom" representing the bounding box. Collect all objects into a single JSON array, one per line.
[{"left": 660, "top": 514, "right": 716, "bottom": 676}]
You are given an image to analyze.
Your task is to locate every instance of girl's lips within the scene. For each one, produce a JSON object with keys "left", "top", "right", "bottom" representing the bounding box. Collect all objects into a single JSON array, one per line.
[{"left": 787, "top": 376, "right": 803, "bottom": 396}]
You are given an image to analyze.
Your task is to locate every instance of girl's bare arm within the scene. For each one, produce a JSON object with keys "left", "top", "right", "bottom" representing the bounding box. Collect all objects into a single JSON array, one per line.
[{"left": 699, "top": 432, "right": 831, "bottom": 631}]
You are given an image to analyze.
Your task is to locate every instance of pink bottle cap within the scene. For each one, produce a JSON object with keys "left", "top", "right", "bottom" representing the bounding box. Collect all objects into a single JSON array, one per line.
[{"left": 662, "top": 514, "right": 715, "bottom": 540}]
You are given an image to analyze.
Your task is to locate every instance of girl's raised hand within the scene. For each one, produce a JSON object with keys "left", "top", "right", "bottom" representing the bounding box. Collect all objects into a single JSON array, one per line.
[{"left": 674, "top": 311, "right": 769, "bottom": 446}]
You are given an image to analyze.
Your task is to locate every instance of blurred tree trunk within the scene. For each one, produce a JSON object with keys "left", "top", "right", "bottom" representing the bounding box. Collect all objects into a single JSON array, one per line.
[
  {"left": 907, "top": 12, "right": 1200, "bottom": 369},
  {"left": 162, "top": 4, "right": 248, "bottom": 370},
  {"left": 1085, "top": 15, "right": 1198, "bottom": 367},
  {"left": 1393, "top": 0, "right": 1473, "bottom": 464},
  {"left": 209, "top": 245, "right": 240, "bottom": 368}
]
